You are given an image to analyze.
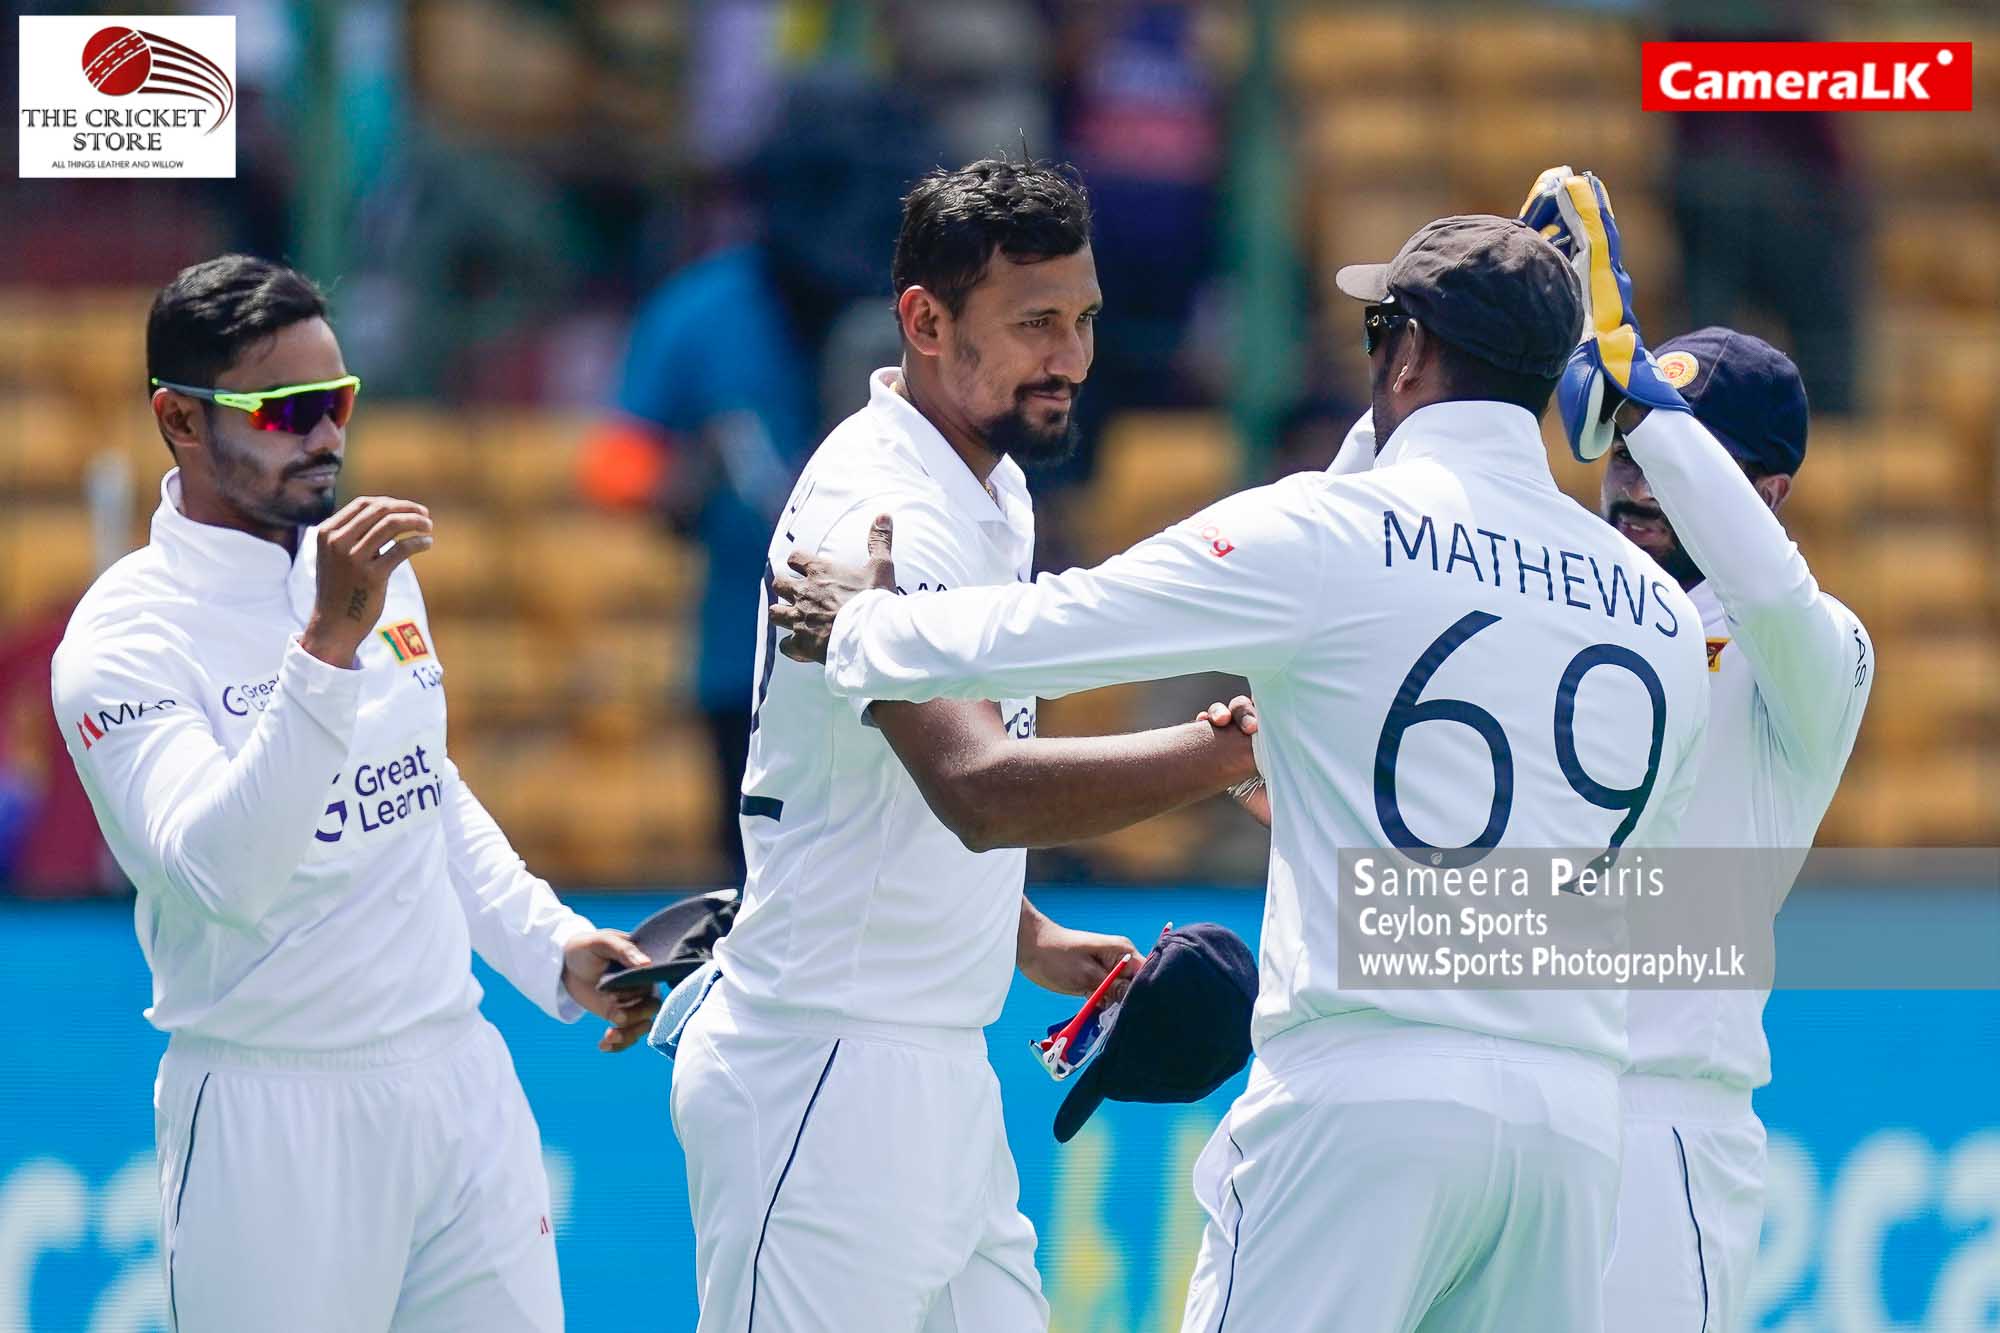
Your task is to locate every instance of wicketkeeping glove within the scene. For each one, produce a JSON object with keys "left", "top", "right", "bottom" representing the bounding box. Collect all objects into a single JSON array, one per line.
[{"left": 1518, "top": 169, "right": 1689, "bottom": 461}]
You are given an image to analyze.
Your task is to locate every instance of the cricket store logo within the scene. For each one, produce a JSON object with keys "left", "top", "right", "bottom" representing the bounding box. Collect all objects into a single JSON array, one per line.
[
  {"left": 17, "top": 15, "right": 236, "bottom": 178},
  {"left": 1643, "top": 41, "right": 1973, "bottom": 112}
]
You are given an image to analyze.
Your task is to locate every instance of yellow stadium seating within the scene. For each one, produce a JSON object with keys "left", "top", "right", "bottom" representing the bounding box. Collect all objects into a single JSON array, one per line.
[
  {"left": 459, "top": 734, "right": 722, "bottom": 887},
  {"left": 1304, "top": 99, "right": 1450, "bottom": 183},
  {"left": 406, "top": 508, "right": 514, "bottom": 617},
  {"left": 1876, "top": 206, "right": 2000, "bottom": 313},
  {"left": 1862, "top": 631, "right": 1999, "bottom": 751},
  {"left": 509, "top": 513, "right": 704, "bottom": 623},
  {"left": 1284, "top": 12, "right": 1435, "bottom": 92},
  {"left": 344, "top": 407, "right": 484, "bottom": 501},
  {"left": 1824, "top": 521, "right": 1994, "bottom": 631},
  {"left": 1075, "top": 413, "right": 1240, "bottom": 562},
  {"left": 428, "top": 620, "right": 566, "bottom": 730},
  {"left": 1827, "top": 746, "right": 1997, "bottom": 846},
  {"left": 1, "top": 394, "right": 101, "bottom": 495},
  {"left": 0, "top": 503, "right": 97, "bottom": 621},
  {"left": 477, "top": 411, "right": 591, "bottom": 511}
]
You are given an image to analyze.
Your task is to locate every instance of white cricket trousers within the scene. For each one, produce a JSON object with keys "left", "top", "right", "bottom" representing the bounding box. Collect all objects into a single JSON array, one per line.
[
  {"left": 1180, "top": 1012, "right": 1623, "bottom": 1333},
  {"left": 670, "top": 981, "right": 1048, "bottom": 1333},
  {"left": 154, "top": 1015, "right": 562, "bottom": 1333},
  {"left": 1603, "top": 1074, "right": 1766, "bottom": 1333}
]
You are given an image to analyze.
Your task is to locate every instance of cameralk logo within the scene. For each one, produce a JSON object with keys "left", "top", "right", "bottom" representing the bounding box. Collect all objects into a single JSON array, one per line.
[
  {"left": 1642, "top": 41, "right": 1973, "bottom": 112},
  {"left": 18, "top": 15, "right": 236, "bottom": 177}
]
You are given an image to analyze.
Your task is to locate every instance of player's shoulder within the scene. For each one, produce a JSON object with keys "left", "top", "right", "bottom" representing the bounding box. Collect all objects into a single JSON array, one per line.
[
  {"left": 1815, "top": 588, "right": 1870, "bottom": 643},
  {"left": 1817, "top": 589, "right": 1874, "bottom": 680},
  {"left": 63, "top": 545, "right": 182, "bottom": 642},
  {"left": 55, "top": 548, "right": 201, "bottom": 689},
  {"left": 797, "top": 415, "right": 957, "bottom": 529}
]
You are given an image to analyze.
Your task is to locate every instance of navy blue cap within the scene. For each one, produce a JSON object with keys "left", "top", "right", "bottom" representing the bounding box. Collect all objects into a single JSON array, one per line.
[
  {"left": 1053, "top": 922, "right": 1257, "bottom": 1143},
  {"left": 597, "top": 888, "right": 739, "bottom": 993},
  {"left": 1652, "top": 327, "right": 1809, "bottom": 475}
]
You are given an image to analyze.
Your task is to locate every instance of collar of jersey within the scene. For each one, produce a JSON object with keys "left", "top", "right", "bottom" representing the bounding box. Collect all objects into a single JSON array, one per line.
[
  {"left": 869, "top": 367, "right": 1030, "bottom": 532},
  {"left": 1374, "top": 400, "right": 1554, "bottom": 485},
  {"left": 153, "top": 468, "right": 303, "bottom": 594}
]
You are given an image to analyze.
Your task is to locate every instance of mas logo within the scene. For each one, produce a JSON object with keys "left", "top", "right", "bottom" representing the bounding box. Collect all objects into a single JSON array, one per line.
[
  {"left": 18, "top": 15, "right": 235, "bottom": 178},
  {"left": 75, "top": 697, "right": 175, "bottom": 750}
]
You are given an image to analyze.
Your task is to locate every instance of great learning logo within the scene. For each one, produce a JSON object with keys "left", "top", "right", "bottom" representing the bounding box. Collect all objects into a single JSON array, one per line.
[{"left": 17, "top": 15, "right": 236, "bottom": 178}]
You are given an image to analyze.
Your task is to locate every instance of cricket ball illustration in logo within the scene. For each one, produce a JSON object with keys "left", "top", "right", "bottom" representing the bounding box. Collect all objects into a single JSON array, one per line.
[{"left": 81, "top": 26, "right": 234, "bottom": 133}]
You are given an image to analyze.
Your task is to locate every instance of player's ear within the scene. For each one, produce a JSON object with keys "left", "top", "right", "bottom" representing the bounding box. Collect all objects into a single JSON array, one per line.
[
  {"left": 1394, "top": 321, "right": 1427, "bottom": 394},
  {"left": 1753, "top": 471, "right": 1791, "bottom": 514},
  {"left": 898, "top": 286, "right": 946, "bottom": 359},
  {"left": 153, "top": 387, "right": 206, "bottom": 454}
]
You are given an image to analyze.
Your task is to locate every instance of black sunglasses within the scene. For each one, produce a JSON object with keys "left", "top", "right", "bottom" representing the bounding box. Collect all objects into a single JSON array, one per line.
[{"left": 1362, "top": 303, "right": 1412, "bottom": 357}]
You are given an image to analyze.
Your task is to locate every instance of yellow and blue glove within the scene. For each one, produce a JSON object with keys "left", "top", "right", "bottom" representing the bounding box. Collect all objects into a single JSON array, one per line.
[{"left": 1519, "top": 168, "right": 1689, "bottom": 461}]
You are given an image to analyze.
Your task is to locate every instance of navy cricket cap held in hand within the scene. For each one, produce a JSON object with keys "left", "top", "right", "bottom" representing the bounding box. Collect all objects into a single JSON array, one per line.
[
  {"left": 1053, "top": 922, "right": 1258, "bottom": 1144},
  {"left": 1651, "top": 327, "right": 1809, "bottom": 476},
  {"left": 597, "top": 888, "right": 740, "bottom": 992}
]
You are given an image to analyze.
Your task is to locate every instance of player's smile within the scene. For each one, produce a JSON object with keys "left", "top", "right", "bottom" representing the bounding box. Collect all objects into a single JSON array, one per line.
[{"left": 1608, "top": 499, "right": 1672, "bottom": 545}]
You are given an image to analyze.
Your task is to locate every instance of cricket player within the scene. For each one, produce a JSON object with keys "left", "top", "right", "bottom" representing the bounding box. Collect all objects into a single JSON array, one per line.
[
  {"left": 51, "top": 255, "right": 656, "bottom": 1332},
  {"left": 773, "top": 214, "right": 1716, "bottom": 1331},
  {"left": 668, "top": 159, "right": 1262, "bottom": 1332},
  {"left": 1522, "top": 169, "right": 1874, "bottom": 1331}
]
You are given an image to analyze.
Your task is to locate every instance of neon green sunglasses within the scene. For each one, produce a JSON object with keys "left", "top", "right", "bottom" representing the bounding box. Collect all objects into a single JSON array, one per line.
[{"left": 151, "top": 374, "right": 361, "bottom": 434}]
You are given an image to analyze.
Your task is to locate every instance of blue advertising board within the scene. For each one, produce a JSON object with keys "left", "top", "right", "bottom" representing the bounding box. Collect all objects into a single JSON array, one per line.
[{"left": 1, "top": 889, "right": 1993, "bottom": 1331}]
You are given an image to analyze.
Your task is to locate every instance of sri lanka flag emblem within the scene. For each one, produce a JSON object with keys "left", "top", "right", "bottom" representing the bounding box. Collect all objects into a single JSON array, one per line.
[
  {"left": 379, "top": 620, "right": 431, "bottom": 664},
  {"left": 1705, "top": 637, "right": 1729, "bottom": 672}
]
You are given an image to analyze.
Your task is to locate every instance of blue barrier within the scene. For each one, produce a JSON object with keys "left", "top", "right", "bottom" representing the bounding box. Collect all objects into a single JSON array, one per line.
[{"left": 1, "top": 890, "right": 1993, "bottom": 1331}]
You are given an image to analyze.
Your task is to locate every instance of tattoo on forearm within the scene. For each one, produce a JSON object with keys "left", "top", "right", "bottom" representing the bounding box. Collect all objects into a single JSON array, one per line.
[{"left": 345, "top": 589, "right": 367, "bottom": 620}]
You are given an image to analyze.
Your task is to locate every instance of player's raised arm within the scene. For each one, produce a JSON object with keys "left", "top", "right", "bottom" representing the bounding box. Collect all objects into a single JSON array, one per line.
[
  {"left": 1525, "top": 167, "right": 1872, "bottom": 771},
  {"left": 51, "top": 495, "right": 428, "bottom": 928},
  {"left": 53, "top": 631, "right": 361, "bottom": 928},
  {"left": 776, "top": 477, "right": 1329, "bottom": 705},
  {"left": 1617, "top": 405, "right": 1869, "bottom": 769},
  {"left": 779, "top": 495, "right": 1263, "bottom": 851}
]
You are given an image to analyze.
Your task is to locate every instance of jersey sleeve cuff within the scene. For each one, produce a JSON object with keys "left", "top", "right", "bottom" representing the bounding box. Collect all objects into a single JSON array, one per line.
[
  {"left": 548, "top": 910, "right": 594, "bottom": 1023},
  {"left": 280, "top": 636, "right": 366, "bottom": 731},
  {"left": 824, "top": 588, "right": 892, "bottom": 699}
]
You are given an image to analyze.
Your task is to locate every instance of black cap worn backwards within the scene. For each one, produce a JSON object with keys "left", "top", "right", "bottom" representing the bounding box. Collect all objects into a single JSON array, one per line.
[
  {"left": 1335, "top": 214, "right": 1584, "bottom": 378},
  {"left": 1651, "top": 327, "right": 1809, "bottom": 476},
  {"left": 1053, "top": 922, "right": 1257, "bottom": 1144}
]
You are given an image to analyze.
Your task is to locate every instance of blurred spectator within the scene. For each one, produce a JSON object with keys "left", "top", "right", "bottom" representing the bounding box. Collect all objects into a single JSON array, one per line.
[
  {"left": 580, "top": 73, "right": 936, "bottom": 878},
  {"left": 0, "top": 612, "right": 110, "bottom": 896},
  {"left": 1667, "top": 16, "right": 1860, "bottom": 412},
  {"left": 1265, "top": 393, "right": 1367, "bottom": 480},
  {"left": 889, "top": 0, "right": 1053, "bottom": 166},
  {"left": 1051, "top": 0, "right": 1226, "bottom": 486}
]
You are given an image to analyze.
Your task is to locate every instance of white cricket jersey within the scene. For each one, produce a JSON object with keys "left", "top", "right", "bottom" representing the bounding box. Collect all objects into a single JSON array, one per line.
[
  {"left": 1620, "top": 409, "right": 1873, "bottom": 1089},
  {"left": 52, "top": 472, "right": 591, "bottom": 1051},
  {"left": 717, "top": 368, "right": 1037, "bottom": 1030},
  {"left": 826, "top": 400, "right": 1712, "bottom": 1065}
]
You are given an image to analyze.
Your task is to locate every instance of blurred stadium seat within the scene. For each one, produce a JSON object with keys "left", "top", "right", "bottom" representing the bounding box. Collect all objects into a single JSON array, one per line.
[
  {"left": 0, "top": 504, "right": 95, "bottom": 621},
  {"left": 1075, "top": 412, "right": 1239, "bottom": 561}
]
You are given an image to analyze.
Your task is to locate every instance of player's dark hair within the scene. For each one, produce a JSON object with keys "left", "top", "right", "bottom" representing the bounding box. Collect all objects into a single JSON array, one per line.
[
  {"left": 146, "top": 254, "right": 328, "bottom": 394},
  {"left": 1424, "top": 329, "right": 1562, "bottom": 417},
  {"left": 891, "top": 157, "right": 1093, "bottom": 319}
]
